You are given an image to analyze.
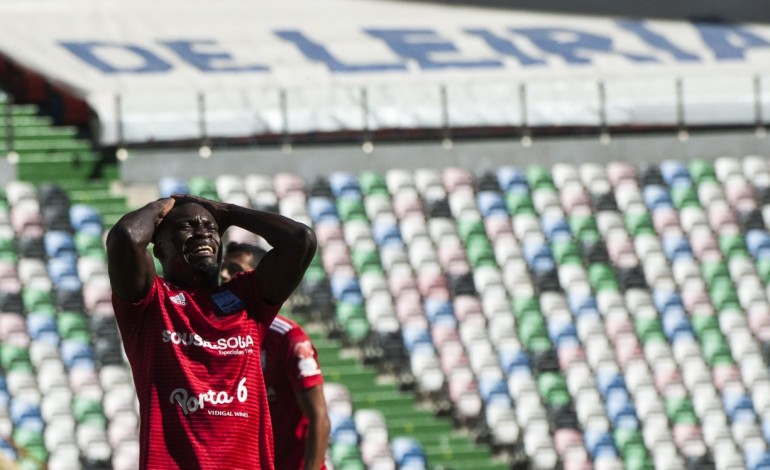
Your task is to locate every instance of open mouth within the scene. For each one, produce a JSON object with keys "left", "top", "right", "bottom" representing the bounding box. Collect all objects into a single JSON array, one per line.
[{"left": 186, "top": 244, "right": 216, "bottom": 260}]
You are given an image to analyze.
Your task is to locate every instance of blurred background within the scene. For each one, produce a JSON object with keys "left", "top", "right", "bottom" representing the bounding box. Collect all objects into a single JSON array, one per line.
[{"left": 0, "top": 0, "right": 769, "bottom": 468}]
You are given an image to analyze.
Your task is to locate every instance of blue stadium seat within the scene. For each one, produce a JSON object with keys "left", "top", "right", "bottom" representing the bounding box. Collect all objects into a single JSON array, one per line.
[
  {"left": 547, "top": 318, "right": 579, "bottom": 349},
  {"left": 541, "top": 215, "right": 571, "bottom": 242},
  {"left": 44, "top": 230, "right": 76, "bottom": 258},
  {"left": 9, "top": 400, "right": 43, "bottom": 432},
  {"left": 477, "top": 377, "right": 510, "bottom": 406},
  {"left": 643, "top": 185, "right": 673, "bottom": 210},
  {"left": 307, "top": 197, "right": 339, "bottom": 224},
  {"left": 401, "top": 325, "right": 432, "bottom": 352},
  {"left": 69, "top": 204, "right": 104, "bottom": 235},
  {"left": 723, "top": 393, "right": 756, "bottom": 423},
  {"left": 567, "top": 292, "right": 600, "bottom": 318},
  {"left": 660, "top": 307, "right": 695, "bottom": 342},
  {"left": 328, "top": 172, "right": 362, "bottom": 199},
  {"left": 391, "top": 437, "right": 428, "bottom": 469},
  {"left": 652, "top": 289, "right": 685, "bottom": 315},
  {"left": 26, "top": 313, "right": 59, "bottom": 345},
  {"left": 48, "top": 256, "right": 79, "bottom": 284},
  {"left": 423, "top": 298, "right": 454, "bottom": 324},
  {"left": 522, "top": 240, "right": 555, "bottom": 273},
  {"left": 497, "top": 166, "right": 528, "bottom": 193},
  {"left": 329, "top": 413, "right": 359, "bottom": 445},
  {"left": 0, "top": 438, "right": 15, "bottom": 461},
  {"left": 596, "top": 370, "right": 627, "bottom": 399},
  {"left": 158, "top": 176, "right": 190, "bottom": 198},
  {"left": 329, "top": 276, "right": 363, "bottom": 304},
  {"left": 746, "top": 229, "right": 770, "bottom": 259},
  {"left": 584, "top": 429, "right": 618, "bottom": 459},
  {"left": 498, "top": 343, "right": 531, "bottom": 376},
  {"left": 476, "top": 191, "right": 507, "bottom": 218},
  {"left": 371, "top": 220, "right": 403, "bottom": 247},
  {"left": 745, "top": 449, "right": 770, "bottom": 470},
  {"left": 659, "top": 160, "right": 692, "bottom": 187},
  {"left": 60, "top": 339, "right": 95, "bottom": 370},
  {"left": 662, "top": 234, "right": 694, "bottom": 262}
]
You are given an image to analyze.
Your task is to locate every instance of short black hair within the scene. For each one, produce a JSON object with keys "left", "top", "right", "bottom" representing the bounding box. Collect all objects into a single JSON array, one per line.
[{"left": 224, "top": 242, "right": 267, "bottom": 269}]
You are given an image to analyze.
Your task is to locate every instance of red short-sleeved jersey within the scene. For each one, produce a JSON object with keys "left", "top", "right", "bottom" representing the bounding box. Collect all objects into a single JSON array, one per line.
[
  {"left": 262, "top": 315, "right": 325, "bottom": 470},
  {"left": 112, "top": 272, "right": 281, "bottom": 470}
]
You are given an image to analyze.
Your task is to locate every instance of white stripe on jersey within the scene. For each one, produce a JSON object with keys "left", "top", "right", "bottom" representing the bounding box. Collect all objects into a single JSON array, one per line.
[{"left": 269, "top": 317, "right": 293, "bottom": 335}]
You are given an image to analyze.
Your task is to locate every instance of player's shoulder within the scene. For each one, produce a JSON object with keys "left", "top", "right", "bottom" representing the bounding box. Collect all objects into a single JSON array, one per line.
[{"left": 268, "top": 315, "right": 301, "bottom": 335}]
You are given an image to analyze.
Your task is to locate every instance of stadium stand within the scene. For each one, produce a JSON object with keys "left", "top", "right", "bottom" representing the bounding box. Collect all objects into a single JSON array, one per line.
[{"left": 5, "top": 80, "right": 770, "bottom": 469}]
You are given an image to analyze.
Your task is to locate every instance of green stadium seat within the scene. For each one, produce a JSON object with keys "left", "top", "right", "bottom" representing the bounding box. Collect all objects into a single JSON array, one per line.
[
  {"left": 456, "top": 218, "right": 486, "bottom": 242},
  {"left": 22, "top": 288, "right": 56, "bottom": 315},
  {"left": 718, "top": 234, "right": 749, "bottom": 259},
  {"left": 350, "top": 247, "right": 382, "bottom": 274},
  {"left": 0, "top": 344, "right": 33, "bottom": 371},
  {"left": 537, "top": 372, "right": 571, "bottom": 407},
  {"left": 358, "top": 171, "right": 389, "bottom": 197},
  {"left": 634, "top": 316, "right": 666, "bottom": 344},
  {"left": 72, "top": 396, "right": 107, "bottom": 426},
  {"left": 625, "top": 211, "right": 655, "bottom": 237},
  {"left": 588, "top": 263, "right": 619, "bottom": 291},
  {"left": 551, "top": 240, "right": 582, "bottom": 265},
  {"left": 526, "top": 165, "right": 555, "bottom": 190},
  {"left": 188, "top": 177, "right": 219, "bottom": 200},
  {"left": 688, "top": 159, "right": 718, "bottom": 185},
  {"left": 57, "top": 311, "right": 91, "bottom": 342},
  {"left": 669, "top": 185, "right": 700, "bottom": 209},
  {"left": 336, "top": 198, "right": 367, "bottom": 222},
  {"left": 504, "top": 193, "right": 536, "bottom": 216},
  {"left": 665, "top": 396, "right": 698, "bottom": 424}
]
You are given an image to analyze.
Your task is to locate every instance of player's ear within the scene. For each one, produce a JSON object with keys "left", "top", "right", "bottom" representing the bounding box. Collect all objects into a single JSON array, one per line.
[{"left": 152, "top": 242, "right": 165, "bottom": 260}]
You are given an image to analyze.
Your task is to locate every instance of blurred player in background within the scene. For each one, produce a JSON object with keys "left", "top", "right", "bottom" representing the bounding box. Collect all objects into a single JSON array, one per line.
[{"left": 222, "top": 242, "right": 330, "bottom": 470}]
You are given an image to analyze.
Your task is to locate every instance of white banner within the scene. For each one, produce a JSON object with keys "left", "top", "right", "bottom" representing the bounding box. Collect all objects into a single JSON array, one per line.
[{"left": 1, "top": 0, "right": 769, "bottom": 143}]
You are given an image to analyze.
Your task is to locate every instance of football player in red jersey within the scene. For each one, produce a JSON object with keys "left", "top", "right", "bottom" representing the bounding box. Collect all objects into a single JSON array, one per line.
[
  {"left": 222, "top": 242, "right": 330, "bottom": 470},
  {"left": 107, "top": 195, "right": 316, "bottom": 469}
]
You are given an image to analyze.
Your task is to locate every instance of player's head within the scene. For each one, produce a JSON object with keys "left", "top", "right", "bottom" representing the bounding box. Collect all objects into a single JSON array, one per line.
[
  {"left": 153, "top": 202, "right": 222, "bottom": 288},
  {"left": 221, "top": 242, "right": 266, "bottom": 283}
]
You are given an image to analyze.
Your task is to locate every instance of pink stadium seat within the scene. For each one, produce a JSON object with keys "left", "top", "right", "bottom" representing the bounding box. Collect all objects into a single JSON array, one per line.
[
  {"left": 614, "top": 333, "right": 643, "bottom": 368},
  {"left": 560, "top": 183, "right": 591, "bottom": 214},
  {"left": 442, "top": 167, "right": 474, "bottom": 193},
  {"left": 416, "top": 270, "right": 449, "bottom": 299},
  {"left": 557, "top": 345, "right": 585, "bottom": 371},
  {"left": 453, "top": 296, "right": 483, "bottom": 322},
  {"left": 706, "top": 202, "right": 738, "bottom": 233},
  {"left": 0, "top": 312, "right": 28, "bottom": 343},
  {"left": 605, "top": 162, "right": 637, "bottom": 187},
  {"left": 320, "top": 240, "right": 352, "bottom": 273},
  {"left": 681, "top": 288, "right": 712, "bottom": 313},
  {"left": 652, "top": 208, "right": 681, "bottom": 235},
  {"left": 689, "top": 229, "right": 719, "bottom": 260},
  {"left": 314, "top": 221, "right": 344, "bottom": 246},
  {"left": 83, "top": 280, "right": 112, "bottom": 313},
  {"left": 272, "top": 172, "right": 306, "bottom": 199},
  {"left": 724, "top": 177, "right": 757, "bottom": 211},
  {"left": 484, "top": 214, "right": 513, "bottom": 241},
  {"left": 553, "top": 428, "right": 584, "bottom": 456},
  {"left": 712, "top": 364, "right": 741, "bottom": 391}
]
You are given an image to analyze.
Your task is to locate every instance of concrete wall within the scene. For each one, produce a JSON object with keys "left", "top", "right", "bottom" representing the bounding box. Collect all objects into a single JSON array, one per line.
[{"left": 121, "top": 129, "right": 770, "bottom": 184}]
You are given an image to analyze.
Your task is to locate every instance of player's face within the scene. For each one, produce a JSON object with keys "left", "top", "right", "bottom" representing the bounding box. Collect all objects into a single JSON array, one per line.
[
  {"left": 220, "top": 252, "right": 254, "bottom": 283},
  {"left": 156, "top": 203, "right": 221, "bottom": 284}
]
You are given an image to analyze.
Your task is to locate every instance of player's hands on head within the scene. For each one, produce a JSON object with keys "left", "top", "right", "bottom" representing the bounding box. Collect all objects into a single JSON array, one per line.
[
  {"left": 170, "top": 194, "right": 230, "bottom": 234},
  {"left": 155, "top": 198, "right": 176, "bottom": 228}
]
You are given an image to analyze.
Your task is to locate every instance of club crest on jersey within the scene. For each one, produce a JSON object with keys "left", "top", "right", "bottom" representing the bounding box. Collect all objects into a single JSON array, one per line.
[
  {"left": 169, "top": 292, "right": 187, "bottom": 306},
  {"left": 212, "top": 290, "right": 244, "bottom": 314}
]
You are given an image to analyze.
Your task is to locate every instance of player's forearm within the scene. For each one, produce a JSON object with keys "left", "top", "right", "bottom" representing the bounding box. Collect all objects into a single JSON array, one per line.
[
  {"left": 302, "top": 419, "right": 330, "bottom": 470},
  {"left": 107, "top": 198, "right": 174, "bottom": 250},
  {"left": 218, "top": 203, "right": 315, "bottom": 253}
]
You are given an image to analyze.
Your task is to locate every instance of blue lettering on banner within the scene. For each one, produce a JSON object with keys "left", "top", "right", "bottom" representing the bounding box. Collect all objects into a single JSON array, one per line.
[
  {"left": 464, "top": 29, "right": 545, "bottom": 66},
  {"left": 695, "top": 24, "right": 770, "bottom": 60},
  {"left": 274, "top": 30, "right": 406, "bottom": 72},
  {"left": 617, "top": 20, "right": 700, "bottom": 62},
  {"left": 365, "top": 28, "right": 503, "bottom": 70},
  {"left": 160, "top": 39, "right": 269, "bottom": 72},
  {"left": 59, "top": 41, "right": 172, "bottom": 73},
  {"left": 58, "top": 23, "right": 770, "bottom": 74},
  {"left": 511, "top": 27, "right": 657, "bottom": 64}
]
